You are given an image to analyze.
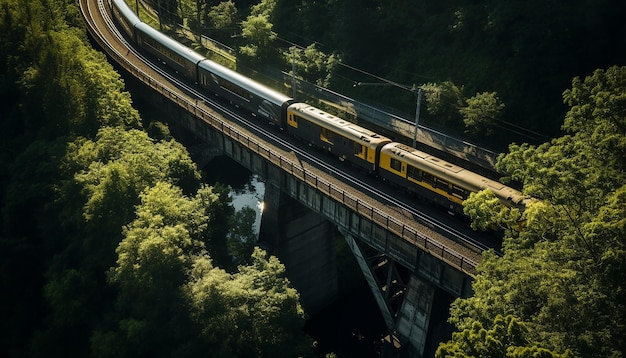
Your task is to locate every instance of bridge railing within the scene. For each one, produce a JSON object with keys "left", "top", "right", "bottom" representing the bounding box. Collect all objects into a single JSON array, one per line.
[{"left": 81, "top": 5, "right": 478, "bottom": 277}]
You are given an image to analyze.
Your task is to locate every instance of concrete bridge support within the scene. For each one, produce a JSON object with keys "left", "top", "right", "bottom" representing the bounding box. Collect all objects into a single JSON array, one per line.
[
  {"left": 259, "top": 183, "right": 339, "bottom": 313},
  {"left": 343, "top": 230, "right": 436, "bottom": 358},
  {"left": 186, "top": 143, "right": 223, "bottom": 168}
]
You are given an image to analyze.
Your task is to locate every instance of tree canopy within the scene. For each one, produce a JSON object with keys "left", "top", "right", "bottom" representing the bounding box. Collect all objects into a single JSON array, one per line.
[
  {"left": 239, "top": 14, "right": 278, "bottom": 64},
  {"left": 0, "top": 0, "right": 314, "bottom": 356},
  {"left": 446, "top": 66, "right": 626, "bottom": 357}
]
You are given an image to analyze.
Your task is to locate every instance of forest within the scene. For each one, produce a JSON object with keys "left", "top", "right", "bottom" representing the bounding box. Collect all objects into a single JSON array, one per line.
[
  {"left": 0, "top": 0, "right": 624, "bottom": 357},
  {"left": 0, "top": 0, "right": 312, "bottom": 356}
]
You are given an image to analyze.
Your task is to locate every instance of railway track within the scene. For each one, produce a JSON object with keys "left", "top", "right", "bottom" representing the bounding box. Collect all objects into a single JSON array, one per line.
[{"left": 79, "top": 0, "right": 488, "bottom": 277}]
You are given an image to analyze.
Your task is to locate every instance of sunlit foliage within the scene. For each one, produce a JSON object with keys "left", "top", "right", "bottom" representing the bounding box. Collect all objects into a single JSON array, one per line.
[{"left": 448, "top": 66, "right": 626, "bottom": 357}]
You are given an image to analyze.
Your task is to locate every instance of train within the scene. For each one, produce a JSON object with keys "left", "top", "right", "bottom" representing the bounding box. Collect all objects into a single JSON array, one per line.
[{"left": 109, "top": 0, "right": 528, "bottom": 216}]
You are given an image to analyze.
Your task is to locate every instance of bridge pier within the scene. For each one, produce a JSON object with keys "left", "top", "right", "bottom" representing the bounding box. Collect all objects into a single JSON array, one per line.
[
  {"left": 342, "top": 230, "right": 437, "bottom": 357},
  {"left": 259, "top": 183, "right": 339, "bottom": 313},
  {"left": 186, "top": 143, "right": 223, "bottom": 168}
]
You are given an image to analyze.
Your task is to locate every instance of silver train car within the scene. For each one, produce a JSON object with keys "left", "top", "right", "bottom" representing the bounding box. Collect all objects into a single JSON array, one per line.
[
  {"left": 134, "top": 23, "right": 205, "bottom": 80},
  {"left": 110, "top": 0, "right": 140, "bottom": 40},
  {"left": 110, "top": 0, "right": 292, "bottom": 127},
  {"left": 197, "top": 60, "right": 293, "bottom": 126}
]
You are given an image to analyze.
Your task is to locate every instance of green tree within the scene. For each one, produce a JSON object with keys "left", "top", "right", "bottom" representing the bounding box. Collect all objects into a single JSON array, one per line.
[
  {"left": 436, "top": 315, "right": 571, "bottom": 357},
  {"left": 101, "top": 182, "right": 210, "bottom": 357},
  {"left": 239, "top": 14, "right": 277, "bottom": 64},
  {"left": 199, "top": 183, "right": 234, "bottom": 267},
  {"left": 250, "top": 0, "right": 277, "bottom": 21},
  {"left": 0, "top": 0, "right": 145, "bottom": 354},
  {"left": 288, "top": 44, "right": 339, "bottom": 87},
  {"left": 448, "top": 66, "right": 626, "bottom": 357},
  {"left": 72, "top": 127, "right": 200, "bottom": 216},
  {"left": 227, "top": 205, "right": 258, "bottom": 269},
  {"left": 421, "top": 81, "right": 465, "bottom": 129},
  {"left": 461, "top": 91, "right": 504, "bottom": 136},
  {"left": 208, "top": 1, "right": 237, "bottom": 29},
  {"left": 177, "top": 0, "right": 203, "bottom": 34},
  {"left": 19, "top": 29, "right": 140, "bottom": 139},
  {"left": 463, "top": 189, "right": 522, "bottom": 232},
  {"left": 184, "top": 247, "right": 313, "bottom": 357},
  {"left": 110, "top": 182, "right": 205, "bottom": 303}
]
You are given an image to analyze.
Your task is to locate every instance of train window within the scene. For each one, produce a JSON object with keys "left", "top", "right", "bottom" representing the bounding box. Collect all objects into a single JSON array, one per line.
[
  {"left": 354, "top": 142, "right": 367, "bottom": 160},
  {"left": 407, "top": 165, "right": 419, "bottom": 180},
  {"left": 217, "top": 78, "right": 252, "bottom": 101},
  {"left": 353, "top": 142, "right": 364, "bottom": 155},
  {"left": 390, "top": 158, "right": 402, "bottom": 172},
  {"left": 451, "top": 185, "right": 470, "bottom": 200},
  {"left": 321, "top": 127, "right": 334, "bottom": 144},
  {"left": 422, "top": 172, "right": 435, "bottom": 185},
  {"left": 141, "top": 35, "right": 185, "bottom": 67},
  {"left": 435, "top": 177, "right": 450, "bottom": 190},
  {"left": 288, "top": 113, "right": 298, "bottom": 127}
]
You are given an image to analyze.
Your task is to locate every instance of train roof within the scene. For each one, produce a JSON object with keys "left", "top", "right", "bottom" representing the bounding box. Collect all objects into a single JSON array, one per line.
[
  {"left": 134, "top": 22, "right": 206, "bottom": 65},
  {"left": 381, "top": 142, "right": 526, "bottom": 205},
  {"left": 112, "top": 0, "right": 141, "bottom": 27},
  {"left": 288, "top": 103, "right": 392, "bottom": 147},
  {"left": 198, "top": 60, "right": 293, "bottom": 107}
]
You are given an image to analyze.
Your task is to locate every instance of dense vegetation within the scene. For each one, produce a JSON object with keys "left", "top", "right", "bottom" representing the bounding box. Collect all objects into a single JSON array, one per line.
[
  {"left": 0, "top": 0, "right": 312, "bottom": 356},
  {"left": 1, "top": 0, "right": 624, "bottom": 357},
  {"left": 440, "top": 66, "right": 626, "bottom": 357}
]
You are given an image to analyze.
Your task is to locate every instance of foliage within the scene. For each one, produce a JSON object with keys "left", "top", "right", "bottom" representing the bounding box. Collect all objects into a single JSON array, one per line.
[
  {"left": 207, "top": 1, "right": 238, "bottom": 34},
  {"left": 227, "top": 205, "right": 258, "bottom": 269},
  {"left": 181, "top": 0, "right": 239, "bottom": 43},
  {"left": 463, "top": 189, "right": 522, "bottom": 232},
  {"left": 157, "top": 0, "right": 622, "bottom": 145},
  {"left": 3, "top": 0, "right": 624, "bottom": 356},
  {"left": 239, "top": 14, "right": 278, "bottom": 64},
  {"left": 98, "top": 183, "right": 208, "bottom": 356},
  {"left": 0, "top": 0, "right": 314, "bottom": 356},
  {"left": 288, "top": 44, "right": 339, "bottom": 87},
  {"left": 436, "top": 315, "right": 571, "bottom": 357},
  {"left": 200, "top": 183, "right": 235, "bottom": 268},
  {"left": 184, "top": 247, "right": 313, "bottom": 357},
  {"left": 250, "top": 0, "right": 278, "bottom": 21},
  {"left": 271, "top": 0, "right": 625, "bottom": 145},
  {"left": 421, "top": 81, "right": 465, "bottom": 129},
  {"left": 1, "top": 0, "right": 140, "bottom": 141},
  {"left": 449, "top": 66, "right": 626, "bottom": 357},
  {"left": 461, "top": 91, "right": 504, "bottom": 136},
  {"left": 71, "top": 127, "right": 201, "bottom": 227}
]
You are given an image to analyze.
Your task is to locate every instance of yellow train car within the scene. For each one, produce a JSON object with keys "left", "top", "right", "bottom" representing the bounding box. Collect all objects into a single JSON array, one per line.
[
  {"left": 378, "top": 142, "right": 526, "bottom": 214},
  {"left": 286, "top": 103, "right": 392, "bottom": 172}
]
